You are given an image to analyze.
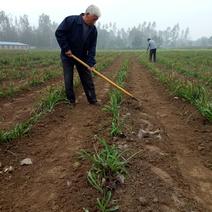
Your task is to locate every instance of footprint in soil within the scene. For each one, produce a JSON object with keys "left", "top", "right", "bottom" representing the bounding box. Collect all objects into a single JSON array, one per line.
[
  {"left": 151, "top": 166, "right": 173, "bottom": 186},
  {"left": 145, "top": 145, "right": 168, "bottom": 157}
]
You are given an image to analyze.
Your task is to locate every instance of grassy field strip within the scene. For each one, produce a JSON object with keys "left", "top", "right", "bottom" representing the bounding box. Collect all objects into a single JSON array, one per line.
[
  {"left": 157, "top": 52, "right": 212, "bottom": 89},
  {"left": 0, "top": 51, "right": 119, "bottom": 80},
  {"left": 0, "top": 69, "right": 62, "bottom": 98},
  {"left": 0, "top": 84, "right": 67, "bottom": 142},
  {"left": 104, "top": 60, "right": 129, "bottom": 136},
  {"left": 82, "top": 60, "right": 130, "bottom": 212},
  {"left": 0, "top": 53, "right": 119, "bottom": 98},
  {"left": 140, "top": 53, "right": 212, "bottom": 121},
  {"left": 0, "top": 54, "right": 118, "bottom": 143}
]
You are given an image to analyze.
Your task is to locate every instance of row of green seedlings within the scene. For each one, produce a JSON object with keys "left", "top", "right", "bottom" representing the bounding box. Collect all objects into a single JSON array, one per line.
[
  {"left": 141, "top": 55, "right": 212, "bottom": 122},
  {"left": 82, "top": 60, "right": 129, "bottom": 211},
  {"left": 0, "top": 68, "right": 88, "bottom": 142},
  {"left": 0, "top": 51, "right": 119, "bottom": 82},
  {"left": 158, "top": 55, "right": 212, "bottom": 88},
  {"left": 104, "top": 60, "right": 129, "bottom": 136},
  {"left": 0, "top": 53, "right": 118, "bottom": 98},
  {"left": 0, "top": 55, "right": 118, "bottom": 142},
  {"left": 0, "top": 69, "right": 62, "bottom": 98},
  {"left": 0, "top": 61, "right": 61, "bottom": 82},
  {"left": 0, "top": 51, "right": 60, "bottom": 69},
  {"left": 158, "top": 51, "right": 212, "bottom": 70},
  {"left": 81, "top": 138, "right": 128, "bottom": 212},
  {"left": 0, "top": 84, "right": 69, "bottom": 143}
]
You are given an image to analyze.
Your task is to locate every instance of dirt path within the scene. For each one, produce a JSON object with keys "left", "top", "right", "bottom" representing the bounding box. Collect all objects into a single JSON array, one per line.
[
  {"left": 0, "top": 54, "right": 211, "bottom": 212},
  {"left": 114, "top": 57, "right": 212, "bottom": 211},
  {"left": 0, "top": 56, "right": 123, "bottom": 212},
  {"left": 0, "top": 56, "right": 118, "bottom": 131},
  {"left": 0, "top": 77, "right": 64, "bottom": 131}
]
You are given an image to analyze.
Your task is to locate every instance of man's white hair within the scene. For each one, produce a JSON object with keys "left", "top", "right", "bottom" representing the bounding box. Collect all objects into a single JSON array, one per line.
[{"left": 85, "top": 5, "right": 101, "bottom": 17}]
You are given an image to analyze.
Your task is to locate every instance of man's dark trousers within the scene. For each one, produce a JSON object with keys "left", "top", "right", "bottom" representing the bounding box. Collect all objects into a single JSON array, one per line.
[
  {"left": 62, "top": 60, "right": 97, "bottom": 104},
  {"left": 149, "top": 48, "right": 156, "bottom": 62}
]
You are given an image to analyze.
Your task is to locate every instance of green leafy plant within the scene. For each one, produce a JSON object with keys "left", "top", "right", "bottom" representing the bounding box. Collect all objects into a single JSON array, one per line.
[
  {"left": 141, "top": 53, "right": 212, "bottom": 121},
  {"left": 97, "top": 191, "right": 119, "bottom": 212},
  {"left": 104, "top": 60, "right": 129, "bottom": 136},
  {"left": 80, "top": 138, "right": 126, "bottom": 212}
]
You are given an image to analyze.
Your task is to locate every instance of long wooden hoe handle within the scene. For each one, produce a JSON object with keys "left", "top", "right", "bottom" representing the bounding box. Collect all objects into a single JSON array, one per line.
[{"left": 71, "top": 54, "right": 138, "bottom": 101}]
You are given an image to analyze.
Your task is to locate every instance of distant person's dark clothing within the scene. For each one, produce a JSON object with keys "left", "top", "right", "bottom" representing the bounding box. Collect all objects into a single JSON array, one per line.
[
  {"left": 147, "top": 39, "right": 157, "bottom": 63},
  {"left": 149, "top": 48, "right": 157, "bottom": 63},
  {"left": 55, "top": 13, "right": 97, "bottom": 104}
]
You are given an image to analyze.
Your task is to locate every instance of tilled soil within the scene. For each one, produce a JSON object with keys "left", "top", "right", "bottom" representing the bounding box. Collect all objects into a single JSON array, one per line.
[{"left": 0, "top": 55, "right": 211, "bottom": 212}]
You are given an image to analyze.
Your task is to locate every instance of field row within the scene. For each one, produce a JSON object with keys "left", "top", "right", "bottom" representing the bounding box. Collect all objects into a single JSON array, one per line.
[
  {"left": 0, "top": 51, "right": 120, "bottom": 139},
  {"left": 0, "top": 51, "right": 119, "bottom": 98},
  {"left": 141, "top": 50, "right": 212, "bottom": 121}
]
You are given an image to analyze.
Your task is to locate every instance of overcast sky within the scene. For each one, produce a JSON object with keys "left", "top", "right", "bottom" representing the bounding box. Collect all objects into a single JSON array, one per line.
[{"left": 1, "top": 0, "right": 212, "bottom": 40}]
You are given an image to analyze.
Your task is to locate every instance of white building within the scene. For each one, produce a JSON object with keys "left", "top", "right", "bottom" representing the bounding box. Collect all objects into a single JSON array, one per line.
[{"left": 0, "top": 41, "right": 30, "bottom": 50}]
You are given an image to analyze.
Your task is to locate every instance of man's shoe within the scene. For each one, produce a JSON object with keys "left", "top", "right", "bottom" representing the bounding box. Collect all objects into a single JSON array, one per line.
[
  {"left": 89, "top": 101, "right": 101, "bottom": 106},
  {"left": 68, "top": 101, "right": 76, "bottom": 108}
]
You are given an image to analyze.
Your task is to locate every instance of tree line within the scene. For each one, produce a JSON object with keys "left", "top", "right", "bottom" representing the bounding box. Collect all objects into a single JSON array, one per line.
[{"left": 0, "top": 11, "right": 212, "bottom": 49}]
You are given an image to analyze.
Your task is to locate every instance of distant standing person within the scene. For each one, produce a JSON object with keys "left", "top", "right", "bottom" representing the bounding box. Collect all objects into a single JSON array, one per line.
[
  {"left": 147, "top": 38, "right": 157, "bottom": 62},
  {"left": 55, "top": 5, "right": 101, "bottom": 106}
]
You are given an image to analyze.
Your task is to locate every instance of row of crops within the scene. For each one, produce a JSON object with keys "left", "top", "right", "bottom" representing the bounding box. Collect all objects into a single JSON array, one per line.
[
  {"left": 0, "top": 50, "right": 119, "bottom": 142},
  {"left": 141, "top": 50, "right": 212, "bottom": 121}
]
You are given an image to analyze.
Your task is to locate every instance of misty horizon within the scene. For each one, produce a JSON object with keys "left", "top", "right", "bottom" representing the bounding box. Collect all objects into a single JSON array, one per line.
[{"left": 1, "top": 0, "right": 211, "bottom": 40}]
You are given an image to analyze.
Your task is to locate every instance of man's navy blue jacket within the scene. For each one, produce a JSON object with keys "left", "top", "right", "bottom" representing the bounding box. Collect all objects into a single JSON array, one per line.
[{"left": 55, "top": 14, "right": 97, "bottom": 67}]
